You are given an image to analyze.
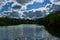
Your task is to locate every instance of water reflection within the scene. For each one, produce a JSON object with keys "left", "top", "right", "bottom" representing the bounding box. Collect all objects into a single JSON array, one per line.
[{"left": 0, "top": 24, "right": 59, "bottom": 40}]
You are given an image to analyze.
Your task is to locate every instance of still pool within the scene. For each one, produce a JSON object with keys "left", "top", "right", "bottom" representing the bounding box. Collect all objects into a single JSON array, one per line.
[{"left": 0, "top": 24, "right": 59, "bottom": 40}]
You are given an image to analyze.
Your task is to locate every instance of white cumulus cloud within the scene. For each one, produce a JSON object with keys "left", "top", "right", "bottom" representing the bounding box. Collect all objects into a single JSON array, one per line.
[
  {"left": 34, "top": 0, "right": 44, "bottom": 3},
  {"left": 0, "top": 0, "right": 60, "bottom": 20},
  {"left": 50, "top": 0, "right": 60, "bottom": 5}
]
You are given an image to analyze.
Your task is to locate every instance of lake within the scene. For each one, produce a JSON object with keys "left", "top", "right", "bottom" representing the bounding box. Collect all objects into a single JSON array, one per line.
[{"left": 0, "top": 24, "right": 59, "bottom": 40}]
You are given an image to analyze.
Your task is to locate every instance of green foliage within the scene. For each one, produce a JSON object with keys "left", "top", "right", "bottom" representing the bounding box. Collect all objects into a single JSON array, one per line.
[{"left": 43, "top": 11, "right": 60, "bottom": 38}]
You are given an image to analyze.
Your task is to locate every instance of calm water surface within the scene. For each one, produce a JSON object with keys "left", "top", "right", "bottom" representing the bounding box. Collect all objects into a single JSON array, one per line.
[{"left": 0, "top": 24, "right": 60, "bottom": 40}]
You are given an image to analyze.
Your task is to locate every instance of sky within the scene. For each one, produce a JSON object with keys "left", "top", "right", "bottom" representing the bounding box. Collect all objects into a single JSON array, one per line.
[
  {"left": 26, "top": 0, "right": 51, "bottom": 10},
  {"left": 0, "top": 0, "right": 60, "bottom": 19}
]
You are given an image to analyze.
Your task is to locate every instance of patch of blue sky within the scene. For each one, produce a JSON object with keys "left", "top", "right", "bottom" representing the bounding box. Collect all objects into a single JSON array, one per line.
[
  {"left": 0, "top": 2, "right": 14, "bottom": 13},
  {"left": 26, "top": 0, "right": 52, "bottom": 10}
]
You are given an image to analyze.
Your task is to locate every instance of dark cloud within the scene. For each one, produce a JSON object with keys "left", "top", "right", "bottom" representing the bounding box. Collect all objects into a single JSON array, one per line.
[
  {"left": 52, "top": 0, "right": 60, "bottom": 2},
  {"left": 47, "top": 4, "right": 60, "bottom": 12},
  {"left": 52, "top": 4, "right": 60, "bottom": 11},
  {"left": 1, "top": 11, "right": 20, "bottom": 18},
  {"left": 12, "top": 5, "right": 21, "bottom": 9},
  {"left": 15, "top": 0, "right": 32, "bottom": 4},
  {"left": 8, "top": 11, "right": 20, "bottom": 18},
  {"left": 23, "top": 11, "right": 47, "bottom": 19}
]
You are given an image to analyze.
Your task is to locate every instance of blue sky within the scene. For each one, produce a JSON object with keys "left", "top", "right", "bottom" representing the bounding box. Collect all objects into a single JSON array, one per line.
[
  {"left": 26, "top": 0, "right": 51, "bottom": 10},
  {"left": 0, "top": 0, "right": 60, "bottom": 13},
  {"left": 0, "top": 2, "right": 14, "bottom": 12},
  {"left": 0, "top": 0, "right": 60, "bottom": 19},
  {"left": 0, "top": 0, "right": 51, "bottom": 12}
]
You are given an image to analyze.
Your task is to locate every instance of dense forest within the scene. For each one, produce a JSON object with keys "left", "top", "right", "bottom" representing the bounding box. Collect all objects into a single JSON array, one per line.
[{"left": 0, "top": 11, "right": 60, "bottom": 37}]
